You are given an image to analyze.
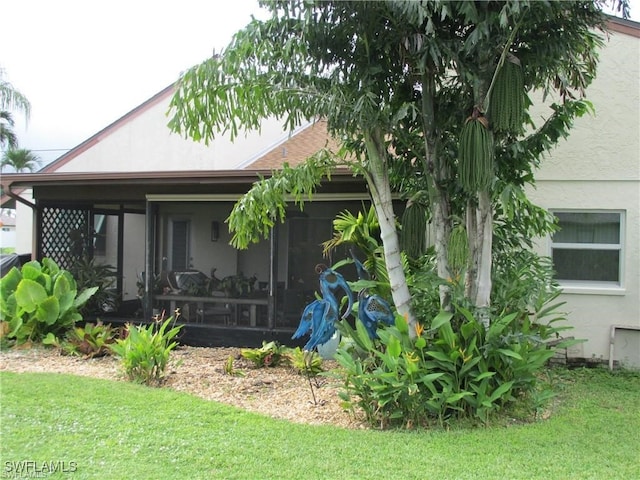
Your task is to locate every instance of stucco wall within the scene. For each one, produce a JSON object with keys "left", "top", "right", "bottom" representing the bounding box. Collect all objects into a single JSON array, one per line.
[
  {"left": 526, "top": 27, "right": 640, "bottom": 361},
  {"left": 54, "top": 99, "right": 298, "bottom": 173},
  {"left": 14, "top": 193, "right": 35, "bottom": 255},
  {"left": 0, "top": 227, "right": 16, "bottom": 251}
]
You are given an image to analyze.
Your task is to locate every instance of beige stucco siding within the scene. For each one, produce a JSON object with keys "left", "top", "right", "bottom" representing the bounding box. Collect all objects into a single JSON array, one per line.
[
  {"left": 527, "top": 180, "right": 639, "bottom": 360},
  {"left": 533, "top": 29, "right": 639, "bottom": 182},
  {"left": 526, "top": 27, "right": 640, "bottom": 361},
  {"left": 54, "top": 98, "right": 296, "bottom": 173}
]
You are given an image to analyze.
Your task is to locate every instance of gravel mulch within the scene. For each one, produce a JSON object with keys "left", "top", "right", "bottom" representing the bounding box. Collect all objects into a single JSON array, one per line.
[{"left": 0, "top": 346, "right": 367, "bottom": 430}]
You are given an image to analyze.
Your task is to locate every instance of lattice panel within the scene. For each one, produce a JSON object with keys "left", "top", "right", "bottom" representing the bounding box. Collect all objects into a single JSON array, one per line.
[{"left": 40, "top": 207, "right": 91, "bottom": 270}]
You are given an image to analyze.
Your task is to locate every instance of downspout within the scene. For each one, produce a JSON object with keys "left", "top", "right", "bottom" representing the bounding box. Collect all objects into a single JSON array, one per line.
[{"left": 5, "top": 188, "right": 36, "bottom": 209}]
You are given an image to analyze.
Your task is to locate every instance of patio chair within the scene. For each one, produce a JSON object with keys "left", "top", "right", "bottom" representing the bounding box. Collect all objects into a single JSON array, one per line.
[
  {"left": 159, "top": 270, "right": 181, "bottom": 295},
  {"left": 196, "top": 291, "right": 233, "bottom": 325}
]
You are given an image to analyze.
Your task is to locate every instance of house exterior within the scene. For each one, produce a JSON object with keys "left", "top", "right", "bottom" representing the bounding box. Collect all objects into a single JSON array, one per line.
[
  {"left": 525, "top": 17, "right": 640, "bottom": 368},
  {"left": 0, "top": 213, "right": 16, "bottom": 251},
  {"left": 1, "top": 17, "right": 638, "bottom": 363},
  {"left": 1, "top": 87, "right": 368, "bottom": 346}
]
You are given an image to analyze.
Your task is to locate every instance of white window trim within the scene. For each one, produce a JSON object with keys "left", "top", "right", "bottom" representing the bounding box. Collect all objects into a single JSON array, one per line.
[{"left": 549, "top": 209, "right": 626, "bottom": 295}]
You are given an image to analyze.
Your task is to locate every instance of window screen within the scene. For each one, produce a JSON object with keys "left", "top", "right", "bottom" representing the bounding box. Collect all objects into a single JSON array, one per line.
[{"left": 551, "top": 211, "right": 623, "bottom": 284}]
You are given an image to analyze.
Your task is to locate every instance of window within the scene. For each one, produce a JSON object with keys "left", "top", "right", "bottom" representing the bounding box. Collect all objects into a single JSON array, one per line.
[
  {"left": 170, "top": 219, "right": 191, "bottom": 271},
  {"left": 551, "top": 211, "right": 624, "bottom": 286},
  {"left": 93, "top": 214, "right": 107, "bottom": 256}
]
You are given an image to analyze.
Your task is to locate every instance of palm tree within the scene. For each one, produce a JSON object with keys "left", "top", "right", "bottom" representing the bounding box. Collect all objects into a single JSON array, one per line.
[
  {"left": 0, "top": 110, "right": 18, "bottom": 149},
  {"left": 1, "top": 148, "right": 40, "bottom": 173},
  {"left": 0, "top": 68, "right": 31, "bottom": 118},
  {"left": 0, "top": 68, "right": 31, "bottom": 150}
]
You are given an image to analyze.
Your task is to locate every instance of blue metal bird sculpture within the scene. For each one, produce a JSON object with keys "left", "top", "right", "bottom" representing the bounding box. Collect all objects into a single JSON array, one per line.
[
  {"left": 292, "top": 264, "right": 353, "bottom": 351},
  {"left": 358, "top": 289, "right": 395, "bottom": 339},
  {"left": 350, "top": 251, "right": 395, "bottom": 339}
]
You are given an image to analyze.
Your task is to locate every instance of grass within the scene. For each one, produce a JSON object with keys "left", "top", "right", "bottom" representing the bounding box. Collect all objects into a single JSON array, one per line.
[{"left": 1, "top": 368, "right": 639, "bottom": 480}]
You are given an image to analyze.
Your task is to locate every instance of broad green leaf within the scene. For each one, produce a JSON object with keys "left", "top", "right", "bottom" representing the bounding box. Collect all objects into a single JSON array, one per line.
[
  {"left": 489, "top": 381, "right": 514, "bottom": 403},
  {"left": 42, "top": 332, "right": 59, "bottom": 346},
  {"left": 437, "top": 320, "right": 457, "bottom": 350},
  {"left": 354, "top": 319, "right": 374, "bottom": 351},
  {"left": 36, "top": 296, "right": 60, "bottom": 325},
  {"left": 425, "top": 350, "right": 452, "bottom": 363},
  {"left": 21, "top": 260, "right": 42, "bottom": 273},
  {"left": 73, "top": 287, "right": 99, "bottom": 308},
  {"left": 551, "top": 338, "right": 586, "bottom": 350},
  {"left": 420, "top": 372, "right": 444, "bottom": 383},
  {"left": 455, "top": 304, "right": 476, "bottom": 324},
  {"left": 460, "top": 320, "right": 477, "bottom": 341},
  {"left": 8, "top": 317, "right": 24, "bottom": 339},
  {"left": 387, "top": 335, "right": 401, "bottom": 359},
  {"left": 459, "top": 356, "right": 482, "bottom": 376},
  {"left": 21, "top": 263, "right": 43, "bottom": 281},
  {"left": 497, "top": 348, "right": 523, "bottom": 360},
  {"left": 487, "top": 312, "right": 519, "bottom": 341},
  {"left": 14, "top": 279, "right": 48, "bottom": 313},
  {"left": 394, "top": 312, "right": 409, "bottom": 335},
  {"left": 53, "top": 273, "right": 72, "bottom": 297},
  {"left": 430, "top": 311, "right": 454, "bottom": 330},
  {"left": 445, "top": 391, "right": 474, "bottom": 404},
  {"left": 0, "top": 293, "right": 18, "bottom": 319},
  {"left": 475, "top": 371, "right": 496, "bottom": 381},
  {"left": 414, "top": 336, "right": 426, "bottom": 349},
  {"left": 0, "top": 267, "right": 22, "bottom": 298},
  {"left": 57, "top": 291, "right": 75, "bottom": 316},
  {"left": 42, "top": 257, "right": 60, "bottom": 276}
]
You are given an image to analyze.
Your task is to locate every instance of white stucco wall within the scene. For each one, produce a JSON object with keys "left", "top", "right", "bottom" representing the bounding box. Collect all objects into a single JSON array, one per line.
[
  {"left": 526, "top": 27, "right": 640, "bottom": 362},
  {"left": 54, "top": 97, "right": 297, "bottom": 173},
  {"left": 0, "top": 227, "right": 16, "bottom": 251},
  {"left": 14, "top": 193, "right": 35, "bottom": 255}
]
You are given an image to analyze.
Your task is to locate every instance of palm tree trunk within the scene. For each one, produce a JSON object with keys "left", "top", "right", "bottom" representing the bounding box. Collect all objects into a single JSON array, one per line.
[
  {"left": 428, "top": 149, "right": 453, "bottom": 312},
  {"left": 421, "top": 72, "right": 452, "bottom": 311},
  {"left": 363, "top": 128, "right": 416, "bottom": 333},
  {"left": 465, "top": 191, "right": 493, "bottom": 327}
]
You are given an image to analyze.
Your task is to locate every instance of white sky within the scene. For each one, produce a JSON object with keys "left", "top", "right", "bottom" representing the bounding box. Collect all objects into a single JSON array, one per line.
[
  {"left": 1, "top": 0, "right": 637, "bottom": 169},
  {"left": 1, "top": 0, "right": 264, "bottom": 167}
]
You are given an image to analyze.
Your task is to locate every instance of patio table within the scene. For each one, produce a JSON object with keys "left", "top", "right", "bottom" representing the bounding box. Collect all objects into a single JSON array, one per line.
[{"left": 156, "top": 294, "right": 268, "bottom": 326}]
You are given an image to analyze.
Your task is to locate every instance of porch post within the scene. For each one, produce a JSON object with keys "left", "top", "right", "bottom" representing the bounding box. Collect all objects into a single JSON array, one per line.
[
  {"left": 143, "top": 200, "right": 155, "bottom": 320},
  {"left": 267, "top": 225, "right": 278, "bottom": 329},
  {"left": 34, "top": 202, "right": 42, "bottom": 261},
  {"left": 116, "top": 206, "right": 125, "bottom": 297}
]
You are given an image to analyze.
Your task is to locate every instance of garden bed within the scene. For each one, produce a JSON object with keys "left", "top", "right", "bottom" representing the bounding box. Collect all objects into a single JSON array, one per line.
[{"left": 0, "top": 346, "right": 366, "bottom": 429}]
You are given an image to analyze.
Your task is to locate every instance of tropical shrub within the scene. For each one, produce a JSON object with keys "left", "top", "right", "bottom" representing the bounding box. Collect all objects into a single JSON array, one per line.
[
  {"left": 110, "top": 317, "right": 183, "bottom": 385},
  {"left": 286, "top": 346, "right": 324, "bottom": 376},
  {"left": 323, "top": 207, "right": 391, "bottom": 295},
  {"left": 223, "top": 354, "right": 244, "bottom": 376},
  {"left": 0, "top": 258, "right": 98, "bottom": 345},
  {"left": 240, "top": 341, "right": 288, "bottom": 368},
  {"left": 68, "top": 256, "right": 119, "bottom": 315},
  {"left": 61, "top": 321, "right": 121, "bottom": 358},
  {"left": 335, "top": 300, "right": 576, "bottom": 429}
]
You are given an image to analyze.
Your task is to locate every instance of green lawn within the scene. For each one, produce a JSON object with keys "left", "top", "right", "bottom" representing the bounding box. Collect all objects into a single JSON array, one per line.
[{"left": 1, "top": 368, "right": 638, "bottom": 480}]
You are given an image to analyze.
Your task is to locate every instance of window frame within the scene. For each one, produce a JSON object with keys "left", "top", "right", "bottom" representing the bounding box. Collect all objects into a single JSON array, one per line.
[{"left": 549, "top": 209, "right": 625, "bottom": 293}]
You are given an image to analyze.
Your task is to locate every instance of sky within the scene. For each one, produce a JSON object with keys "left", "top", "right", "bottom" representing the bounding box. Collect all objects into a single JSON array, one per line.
[
  {"left": 1, "top": 0, "right": 265, "bottom": 167},
  {"left": 1, "top": 0, "right": 638, "bottom": 169}
]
